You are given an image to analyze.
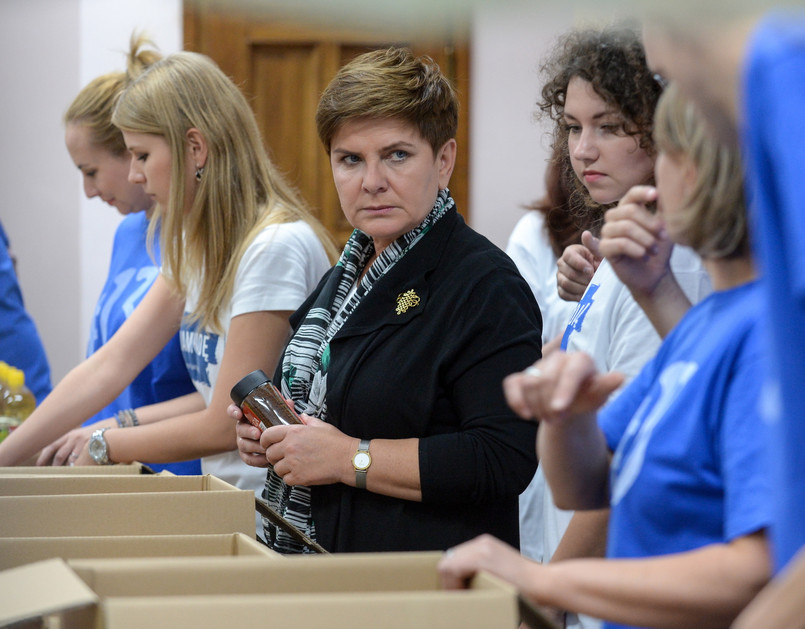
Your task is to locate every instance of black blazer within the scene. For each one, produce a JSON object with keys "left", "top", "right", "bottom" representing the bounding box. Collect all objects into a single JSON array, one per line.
[{"left": 282, "top": 208, "right": 543, "bottom": 552}]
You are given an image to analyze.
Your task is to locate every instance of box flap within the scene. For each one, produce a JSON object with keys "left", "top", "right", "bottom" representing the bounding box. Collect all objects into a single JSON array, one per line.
[
  {"left": 0, "top": 558, "right": 97, "bottom": 626},
  {"left": 0, "top": 473, "right": 206, "bottom": 496},
  {"left": 0, "top": 490, "right": 254, "bottom": 537},
  {"left": 69, "top": 553, "right": 444, "bottom": 597},
  {"left": 0, "top": 463, "right": 155, "bottom": 475},
  {"left": 0, "top": 533, "right": 277, "bottom": 571},
  {"left": 101, "top": 589, "right": 518, "bottom": 629}
]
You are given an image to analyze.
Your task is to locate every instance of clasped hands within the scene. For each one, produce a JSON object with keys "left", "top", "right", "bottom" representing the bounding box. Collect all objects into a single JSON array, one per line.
[{"left": 229, "top": 404, "right": 350, "bottom": 486}]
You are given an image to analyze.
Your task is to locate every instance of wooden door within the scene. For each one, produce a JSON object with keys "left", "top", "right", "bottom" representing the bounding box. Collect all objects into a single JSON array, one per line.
[{"left": 183, "top": 2, "right": 470, "bottom": 246}]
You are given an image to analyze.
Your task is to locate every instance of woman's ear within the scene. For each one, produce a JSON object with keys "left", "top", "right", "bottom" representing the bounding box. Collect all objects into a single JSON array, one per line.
[
  {"left": 437, "top": 138, "right": 457, "bottom": 189},
  {"left": 186, "top": 127, "right": 208, "bottom": 168}
]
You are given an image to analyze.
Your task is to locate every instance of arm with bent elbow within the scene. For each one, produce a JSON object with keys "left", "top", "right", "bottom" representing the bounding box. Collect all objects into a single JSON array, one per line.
[
  {"left": 439, "top": 531, "right": 770, "bottom": 629},
  {"left": 0, "top": 276, "right": 183, "bottom": 466},
  {"left": 504, "top": 350, "right": 622, "bottom": 510}
]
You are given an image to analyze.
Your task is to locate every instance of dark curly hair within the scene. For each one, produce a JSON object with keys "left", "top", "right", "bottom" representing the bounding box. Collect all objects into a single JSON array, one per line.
[
  {"left": 537, "top": 25, "right": 662, "bottom": 233},
  {"left": 526, "top": 143, "right": 580, "bottom": 258}
]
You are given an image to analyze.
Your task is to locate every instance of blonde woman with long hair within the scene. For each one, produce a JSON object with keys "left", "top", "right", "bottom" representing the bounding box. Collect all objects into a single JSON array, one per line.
[{"left": 0, "top": 52, "right": 336, "bottom": 518}]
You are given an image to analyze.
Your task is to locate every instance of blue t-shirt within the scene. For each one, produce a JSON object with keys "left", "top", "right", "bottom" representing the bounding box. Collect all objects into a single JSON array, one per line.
[
  {"left": 598, "top": 282, "right": 771, "bottom": 629},
  {"left": 84, "top": 212, "right": 199, "bottom": 475},
  {"left": 0, "top": 220, "right": 51, "bottom": 403},
  {"left": 743, "top": 11, "right": 805, "bottom": 573}
]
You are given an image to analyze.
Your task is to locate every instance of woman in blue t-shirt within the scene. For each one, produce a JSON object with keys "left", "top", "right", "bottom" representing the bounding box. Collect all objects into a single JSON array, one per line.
[
  {"left": 439, "top": 84, "right": 772, "bottom": 629},
  {"left": 37, "top": 34, "right": 202, "bottom": 474}
]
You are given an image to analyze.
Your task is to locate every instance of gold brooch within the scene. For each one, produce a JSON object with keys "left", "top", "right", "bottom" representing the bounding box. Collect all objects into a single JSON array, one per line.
[{"left": 396, "top": 289, "right": 421, "bottom": 315}]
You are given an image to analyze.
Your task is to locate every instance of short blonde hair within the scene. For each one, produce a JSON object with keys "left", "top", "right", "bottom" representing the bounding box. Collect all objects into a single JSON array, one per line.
[
  {"left": 64, "top": 32, "right": 160, "bottom": 155},
  {"left": 653, "top": 83, "right": 748, "bottom": 259},
  {"left": 315, "top": 47, "right": 458, "bottom": 155},
  {"left": 113, "top": 51, "right": 336, "bottom": 332}
]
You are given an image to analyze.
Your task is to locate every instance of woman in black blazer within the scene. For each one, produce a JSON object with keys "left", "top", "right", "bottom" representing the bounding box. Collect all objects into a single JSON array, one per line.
[{"left": 232, "top": 47, "right": 543, "bottom": 554}]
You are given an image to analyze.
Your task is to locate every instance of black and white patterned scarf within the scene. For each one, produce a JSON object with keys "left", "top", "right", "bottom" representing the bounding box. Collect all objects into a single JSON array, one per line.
[{"left": 263, "top": 188, "right": 454, "bottom": 553}]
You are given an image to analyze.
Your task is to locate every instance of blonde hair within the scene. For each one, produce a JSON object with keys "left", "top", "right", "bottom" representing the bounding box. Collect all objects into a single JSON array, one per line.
[
  {"left": 315, "top": 47, "right": 458, "bottom": 155},
  {"left": 64, "top": 32, "right": 161, "bottom": 155},
  {"left": 112, "top": 51, "right": 337, "bottom": 332},
  {"left": 653, "top": 83, "right": 749, "bottom": 259}
]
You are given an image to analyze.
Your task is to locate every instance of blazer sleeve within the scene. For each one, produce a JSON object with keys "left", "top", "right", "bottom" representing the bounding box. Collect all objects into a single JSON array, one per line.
[{"left": 418, "top": 260, "right": 542, "bottom": 504}]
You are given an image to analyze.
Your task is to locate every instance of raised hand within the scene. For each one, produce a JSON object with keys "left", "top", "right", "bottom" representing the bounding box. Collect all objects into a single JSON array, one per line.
[
  {"left": 556, "top": 232, "right": 602, "bottom": 302},
  {"left": 599, "top": 186, "right": 674, "bottom": 298},
  {"left": 503, "top": 351, "right": 624, "bottom": 424}
]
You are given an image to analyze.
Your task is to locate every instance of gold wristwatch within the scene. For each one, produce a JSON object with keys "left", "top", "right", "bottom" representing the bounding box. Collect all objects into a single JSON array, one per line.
[{"left": 352, "top": 439, "right": 371, "bottom": 489}]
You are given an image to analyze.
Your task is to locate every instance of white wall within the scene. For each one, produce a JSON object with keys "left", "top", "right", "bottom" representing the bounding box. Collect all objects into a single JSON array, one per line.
[
  {"left": 468, "top": 4, "right": 575, "bottom": 248},
  {"left": 76, "top": 0, "right": 182, "bottom": 358},
  {"left": 468, "top": 3, "right": 629, "bottom": 247},
  {"left": 0, "top": 0, "right": 82, "bottom": 384},
  {"left": 0, "top": 0, "right": 181, "bottom": 384}
]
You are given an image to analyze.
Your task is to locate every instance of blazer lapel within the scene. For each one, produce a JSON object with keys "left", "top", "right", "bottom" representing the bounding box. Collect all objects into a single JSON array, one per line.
[{"left": 333, "top": 209, "right": 458, "bottom": 339}]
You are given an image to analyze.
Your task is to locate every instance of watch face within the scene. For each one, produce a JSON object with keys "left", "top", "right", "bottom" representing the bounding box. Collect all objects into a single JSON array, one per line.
[
  {"left": 88, "top": 438, "right": 101, "bottom": 457},
  {"left": 89, "top": 431, "right": 107, "bottom": 462},
  {"left": 353, "top": 452, "right": 371, "bottom": 470}
]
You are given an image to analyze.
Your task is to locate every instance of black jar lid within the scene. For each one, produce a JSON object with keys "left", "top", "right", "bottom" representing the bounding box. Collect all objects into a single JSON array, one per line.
[{"left": 230, "top": 369, "right": 271, "bottom": 406}]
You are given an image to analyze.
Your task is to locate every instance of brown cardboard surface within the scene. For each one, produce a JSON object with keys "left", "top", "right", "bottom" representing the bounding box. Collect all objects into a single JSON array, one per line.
[
  {"left": 100, "top": 590, "right": 519, "bottom": 629},
  {"left": 0, "top": 553, "right": 557, "bottom": 629},
  {"left": 0, "top": 559, "right": 96, "bottom": 628},
  {"left": 68, "top": 553, "right": 532, "bottom": 607},
  {"left": 77, "top": 553, "right": 523, "bottom": 628},
  {"left": 0, "top": 473, "right": 233, "bottom": 496},
  {"left": 70, "top": 553, "right": 448, "bottom": 596},
  {"left": 0, "top": 489, "right": 255, "bottom": 537},
  {"left": 0, "top": 463, "right": 154, "bottom": 475},
  {"left": 0, "top": 533, "right": 278, "bottom": 571}
]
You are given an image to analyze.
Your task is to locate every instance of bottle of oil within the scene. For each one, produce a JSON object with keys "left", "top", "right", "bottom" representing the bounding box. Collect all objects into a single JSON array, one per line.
[
  {"left": 0, "top": 361, "right": 8, "bottom": 415},
  {"left": 0, "top": 362, "right": 10, "bottom": 441},
  {"left": 0, "top": 366, "right": 35, "bottom": 442}
]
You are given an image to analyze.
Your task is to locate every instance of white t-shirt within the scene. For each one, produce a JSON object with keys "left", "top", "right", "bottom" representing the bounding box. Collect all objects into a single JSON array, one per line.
[
  {"left": 560, "top": 247, "right": 712, "bottom": 372},
  {"left": 505, "top": 211, "right": 577, "bottom": 344},
  {"left": 506, "top": 211, "right": 576, "bottom": 567},
  {"left": 180, "top": 220, "right": 331, "bottom": 498}
]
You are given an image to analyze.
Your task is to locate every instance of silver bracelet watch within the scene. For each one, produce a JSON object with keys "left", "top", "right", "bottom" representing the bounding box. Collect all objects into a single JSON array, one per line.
[{"left": 88, "top": 427, "right": 112, "bottom": 465}]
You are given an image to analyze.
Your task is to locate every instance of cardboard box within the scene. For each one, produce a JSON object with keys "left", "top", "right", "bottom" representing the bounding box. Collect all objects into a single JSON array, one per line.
[
  {"left": 0, "top": 462, "right": 155, "bottom": 475},
  {"left": 0, "top": 474, "right": 255, "bottom": 538},
  {"left": 0, "top": 472, "right": 231, "bottom": 496},
  {"left": 0, "top": 553, "right": 558, "bottom": 629},
  {"left": 0, "top": 533, "right": 279, "bottom": 571}
]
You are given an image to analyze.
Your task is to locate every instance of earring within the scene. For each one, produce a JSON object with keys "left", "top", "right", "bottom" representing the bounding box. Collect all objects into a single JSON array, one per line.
[{"left": 195, "top": 165, "right": 204, "bottom": 181}]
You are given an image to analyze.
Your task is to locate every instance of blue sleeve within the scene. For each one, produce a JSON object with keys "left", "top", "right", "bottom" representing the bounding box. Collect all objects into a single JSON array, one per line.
[
  {"left": 744, "top": 14, "right": 805, "bottom": 297},
  {"left": 0, "top": 221, "right": 52, "bottom": 403},
  {"left": 719, "top": 331, "right": 773, "bottom": 541},
  {"left": 598, "top": 354, "right": 659, "bottom": 452}
]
